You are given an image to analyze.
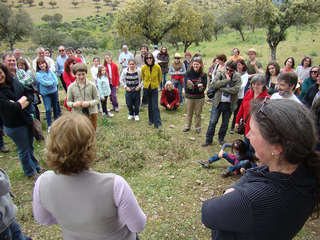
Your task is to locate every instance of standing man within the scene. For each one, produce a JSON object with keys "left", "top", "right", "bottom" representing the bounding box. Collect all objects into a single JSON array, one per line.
[
  {"left": 118, "top": 45, "right": 133, "bottom": 76},
  {"left": 13, "top": 48, "right": 31, "bottom": 67},
  {"left": 270, "top": 72, "right": 301, "bottom": 103},
  {"left": 56, "top": 45, "right": 68, "bottom": 92},
  {"left": 135, "top": 44, "right": 148, "bottom": 68},
  {"left": 65, "top": 47, "right": 82, "bottom": 63},
  {"left": 202, "top": 60, "right": 241, "bottom": 147},
  {"left": 104, "top": 54, "right": 120, "bottom": 112},
  {"left": 245, "top": 48, "right": 263, "bottom": 93},
  {"left": 32, "top": 47, "right": 55, "bottom": 72},
  {"left": 229, "top": 48, "right": 244, "bottom": 61},
  {"left": 152, "top": 45, "right": 160, "bottom": 64}
]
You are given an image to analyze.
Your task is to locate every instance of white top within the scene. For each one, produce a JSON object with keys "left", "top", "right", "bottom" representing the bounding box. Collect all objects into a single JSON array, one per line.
[
  {"left": 271, "top": 92, "right": 301, "bottom": 103},
  {"left": 90, "top": 65, "right": 101, "bottom": 86},
  {"left": 238, "top": 72, "right": 249, "bottom": 99},
  {"left": 295, "top": 66, "right": 311, "bottom": 82}
]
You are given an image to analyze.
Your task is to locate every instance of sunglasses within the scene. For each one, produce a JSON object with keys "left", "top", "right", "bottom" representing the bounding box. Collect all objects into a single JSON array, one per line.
[
  {"left": 59, "top": 49, "right": 65, "bottom": 52},
  {"left": 146, "top": 57, "right": 153, "bottom": 60},
  {"left": 193, "top": 57, "right": 201, "bottom": 61},
  {"left": 311, "top": 71, "right": 318, "bottom": 73},
  {"left": 257, "top": 96, "right": 274, "bottom": 125},
  {"left": 174, "top": 58, "right": 180, "bottom": 59},
  {"left": 226, "top": 68, "right": 235, "bottom": 72}
]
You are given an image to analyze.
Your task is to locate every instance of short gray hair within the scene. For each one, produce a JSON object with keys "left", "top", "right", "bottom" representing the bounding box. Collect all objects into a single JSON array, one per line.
[{"left": 250, "top": 73, "right": 267, "bottom": 91}]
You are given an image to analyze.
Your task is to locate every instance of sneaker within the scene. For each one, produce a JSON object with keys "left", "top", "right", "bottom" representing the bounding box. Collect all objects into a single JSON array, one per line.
[
  {"left": 135, "top": 115, "right": 140, "bottom": 121},
  {"left": 198, "top": 159, "right": 210, "bottom": 168},
  {"left": 195, "top": 129, "right": 201, "bottom": 134},
  {"left": 218, "top": 139, "right": 225, "bottom": 147},
  {"left": 128, "top": 115, "right": 134, "bottom": 120},
  {"left": 102, "top": 112, "right": 106, "bottom": 116},
  {"left": 99, "top": 109, "right": 103, "bottom": 113},
  {"left": 110, "top": 108, "right": 115, "bottom": 111},
  {"left": 30, "top": 173, "right": 39, "bottom": 180},
  {"left": 115, "top": 108, "right": 119, "bottom": 112},
  {"left": 221, "top": 170, "right": 231, "bottom": 178},
  {"left": 183, "top": 128, "right": 190, "bottom": 132},
  {"left": 0, "top": 146, "right": 9, "bottom": 153},
  {"left": 230, "top": 128, "right": 235, "bottom": 134},
  {"left": 107, "top": 113, "right": 114, "bottom": 118},
  {"left": 47, "top": 127, "right": 51, "bottom": 133},
  {"left": 202, "top": 141, "right": 212, "bottom": 147}
]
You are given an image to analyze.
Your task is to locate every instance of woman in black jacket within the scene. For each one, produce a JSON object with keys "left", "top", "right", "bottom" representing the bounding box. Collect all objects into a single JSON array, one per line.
[{"left": 0, "top": 63, "right": 44, "bottom": 180}]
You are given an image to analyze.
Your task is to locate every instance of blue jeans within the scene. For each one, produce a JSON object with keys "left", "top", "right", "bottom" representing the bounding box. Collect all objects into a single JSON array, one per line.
[
  {"left": 206, "top": 102, "right": 232, "bottom": 142},
  {"left": 126, "top": 90, "right": 141, "bottom": 116},
  {"left": 0, "top": 221, "right": 31, "bottom": 240},
  {"left": 4, "top": 125, "right": 39, "bottom": 176},
  {"left": 144, "top": 88, "right": 162, "bottom": 127},
  {"left": 244, "top": 134, "right": 255, "bottom": 154},
  {"left": 42, "top": 91, "right": 58, "bottom": 127},
  {"left": 160, "top": 73, "right": 168, "bottom": 89},
  {"left": 173, "top": 81, "right": 183, "bottom": 105},
  {"left": 209, "top": 153, "right": 251, "bottom": 173}
]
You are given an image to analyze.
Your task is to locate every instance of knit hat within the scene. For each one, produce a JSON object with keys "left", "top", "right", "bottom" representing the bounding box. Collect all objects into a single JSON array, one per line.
[
  {"left": 154, "top": 45, "right": 158, "bottom": 49},
  {"left": 185, "top": 52, "right": 191, "bottom": 57}
]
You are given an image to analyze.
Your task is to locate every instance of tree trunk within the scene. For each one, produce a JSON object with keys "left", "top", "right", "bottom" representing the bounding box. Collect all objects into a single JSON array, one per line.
[
  {"left": 175, "top": 43, "right": 179, "bottom": 51},
  {"left": 270, "top": 45, "right": 276, "bottom": 61},
  {"left": 238, "top": 29, "right": 245, "bottom": 41}
]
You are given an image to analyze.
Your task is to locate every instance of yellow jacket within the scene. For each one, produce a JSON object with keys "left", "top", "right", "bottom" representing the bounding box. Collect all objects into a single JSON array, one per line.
[{"left": 141, "top": 63, "right": 162, "bottom": 89}]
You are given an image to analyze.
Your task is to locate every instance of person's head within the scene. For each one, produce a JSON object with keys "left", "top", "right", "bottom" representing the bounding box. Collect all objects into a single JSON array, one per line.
[
  {"left": 128, "top": 59, "right": 136, "bottom": 70},
  {"left": 144, "top": 52, "right": 155, "bottom": 66},
  {"left": 2, "top": 52, "right": 16, "bottom": 72},
  {"left": 185, "top": 52, "right": 191, "bottom": 61},
  {"left": 0, "top": 63, "right": 14, "bottom": 86},
  {"left": 13, "top": 48, "right": 21, "bottom": 60},
  {"left": 225, "top": 60, "right": 237, "bottom": 77},
  {"left": 236, "top": 59, "right": 247, "bottom": 73},
  {"left": 284, "top": 57, "right": 295, "bottom": 69},
  {"left": 250, "top": 73, "right": 267, "bottom": 94},
  {"left": 153, "top": 45, "right": 158, "bottom": 50},
  {"left": 231, "top": 139, "right": 247, "bottom": 158},
  {"left": 277, "top": 72, "right": 298, "bottom": 97},
  {"left": 122, "top": 44, "right": 128, "bottom": 53},
  {"left": 309, "top": 66, "right": 319, "bottom": 79},
  {"left": 160, "top": 46, "right": 168, "bottom": 55},
  {"left": 36, "top": 57, "right": 48, "bottom": 72},
  {"left": 246, "top": 48, "right": 258, "bottom": 61},
  {"left": 58, "top": 45, "right": 66, "bottom": 57},
  {"left": 44, "top": 48, "right": 52, "bottom": 58},
  {"left": 97, "top": 65, "right": 106, "bottom": 79},
  {"left": 72, "top": 63, "right": 87, "bottom": 81},
  {"left": 301, "top": 57, "right": 312, "bottom": 68},
  {"left": 140, "top": 44, "right": 148, "bottom": 55},
  {"left": 191, "top": 57, "right": 205, "bottom": 77},
  {"left": 64, "top": 56, "right": 77, "bottom": 75},
  {"left": 265, "top": 61, "right": 280, "bottom": 79},
  {"left": 165, "top": 81, "right": 174, "bottom": 91},
  {"left": 46, "top": 113, "right": 97, "bottom": 175},
  {"left": 216, "top": 53, "right": 227, "bottom": 64},
  {"left": 75, "top": 49, "right": 82, "bottom": 58},
  {"left": 104, "top": 53, "right": 112, "bottom": 64},
  {"left": 233, "top": 48, "right": 240, "bottom": 56},
  {"left": 247, "top": 100, "right": 320, "bottom": 192},
  {"left": 65, "top": 47, "right": 75, "bottom": 57},
  {"left": 16, "top": 58, "right": 29, "bottom": 71},
  {"left": 92, "top": 56, "right": 100, "bottom": 67},
  {"left": 36, "top": 47, "right": 45, "bottom": 58},
  {"left": 173, "top": 53, "right": 182, "bottom": 63}
]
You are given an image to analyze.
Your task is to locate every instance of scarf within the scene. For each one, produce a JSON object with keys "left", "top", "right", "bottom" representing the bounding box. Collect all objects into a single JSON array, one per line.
[{"left": 171, "top": 61, "right": 183, "bottom": 71}]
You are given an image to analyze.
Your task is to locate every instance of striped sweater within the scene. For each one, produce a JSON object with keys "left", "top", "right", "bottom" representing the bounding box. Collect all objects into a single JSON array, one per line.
[{"left": 201, "top": 164, "right": 316, "bottom": 239}]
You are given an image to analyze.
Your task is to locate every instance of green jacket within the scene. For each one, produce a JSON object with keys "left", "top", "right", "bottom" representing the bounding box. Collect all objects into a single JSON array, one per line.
[{"left": 211, "top": 71, "right": 241, "bottom": 112}]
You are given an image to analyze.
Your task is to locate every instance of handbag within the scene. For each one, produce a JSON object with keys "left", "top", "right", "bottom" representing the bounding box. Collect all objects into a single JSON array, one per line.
[
  {"left": 236, "top": 114, "right": 250, "bottom": 135},
  {"left": 31, "top": 118, "right": 44, "bottom": 141},
  {"left": 206, "top": 87, "right": 216, "bottom": 99}
]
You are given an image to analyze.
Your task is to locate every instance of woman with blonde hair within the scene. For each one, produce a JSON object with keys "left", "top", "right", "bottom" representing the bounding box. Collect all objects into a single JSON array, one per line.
[{"left": 33, "top": 113, "right": 146, "bottom": 239}]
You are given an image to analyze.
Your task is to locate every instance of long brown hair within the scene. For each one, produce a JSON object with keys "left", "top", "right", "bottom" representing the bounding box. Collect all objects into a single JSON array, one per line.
[{"left": 97, "top": 66, "right": 106, "bottom": 79}]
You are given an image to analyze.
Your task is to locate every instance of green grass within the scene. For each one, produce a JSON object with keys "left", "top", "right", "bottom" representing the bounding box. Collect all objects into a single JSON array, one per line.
[{"left": 1, "top": 84, "right": 319, "bottom": 239}]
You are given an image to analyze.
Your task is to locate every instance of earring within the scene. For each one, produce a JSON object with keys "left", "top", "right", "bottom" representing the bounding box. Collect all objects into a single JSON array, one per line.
[{"left": 271, "top": 152, "right": 275, "bottom": 155}]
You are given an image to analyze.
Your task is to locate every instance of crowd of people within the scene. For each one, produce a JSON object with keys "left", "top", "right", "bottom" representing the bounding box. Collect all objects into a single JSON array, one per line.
[{"left": 0, "top": 44, "right": 320, "bottom": 239}]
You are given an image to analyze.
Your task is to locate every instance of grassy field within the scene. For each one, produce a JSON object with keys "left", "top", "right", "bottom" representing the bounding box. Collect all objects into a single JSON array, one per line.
[{"left": 1, "top": 1, "right": 320, "bottom": 239}]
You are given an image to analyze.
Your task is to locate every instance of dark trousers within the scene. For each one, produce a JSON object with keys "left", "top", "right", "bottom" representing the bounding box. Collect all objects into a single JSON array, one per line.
[
  {"left": 101, "top": 97, "right": 108, "bottom": 114},
  {"left": 59, "top": 75, "right": 67, "bottom": 93},
  {"left": 144, "top": 87, "right": 162, "bottom": 127},
  {"left": 231, "top": 98, "right": 243, "bottom": 129},
  {"left": 126, "top": 90, "right": 141, "bottom": 116}
]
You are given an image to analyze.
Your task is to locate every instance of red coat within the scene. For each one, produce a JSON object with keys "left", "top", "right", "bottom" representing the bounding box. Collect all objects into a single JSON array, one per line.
[
  {"left": 160, "top": 88, "right": 180, "bottom": 107},
  {"left": 63, "top": 72, "right": 76, "bottom": 88},
  {"left": 104, "top": 61, "right": 119, "bottom": 87},
  {"left": 236, "top": 89, "right": 269, "bottom": 135}
]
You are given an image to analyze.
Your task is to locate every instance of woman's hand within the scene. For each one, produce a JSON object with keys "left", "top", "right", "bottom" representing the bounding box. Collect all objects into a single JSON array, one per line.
[
  {"left": 135, "top": 86, "right": 140, "bottom": 91},
  {"left": 167, "top": 104, "right": 172, "bottom": 109},
  {"left": 17, "top": 96, "right": 29, "bottom": 109},
  {"left": 116, "top": 86, "right": 119, "bottom": 90},
  {"left": 240, "top": 168, "right": 246, "bottom": 175},
  {"left": 187, "top": 80, "right": 193, "bottom": 85},
  {"left": 235, "top": 123, "right": 239, "bottom": 129},
  {"left": 101, "top": 98, "right": 105, "bottom": 101},
  {"left": 224, "top": 188, "right": 235, "bottom": 195},
  {"left": 126, "top": 87, "right": 131, "bottom": 92},
  {"left": 218, "top": 150, "right": 224, "bottom": 159},
  {"left": 198, "top": 83, "right": 203, "bottom": 88},
  {"left": 81, "top": 101, "right": 90, "bottom": 108}
]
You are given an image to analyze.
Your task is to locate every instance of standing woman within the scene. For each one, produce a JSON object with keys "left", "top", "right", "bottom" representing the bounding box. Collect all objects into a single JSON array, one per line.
[
  {"left": 62, "top": 57, "right": 77, "bottom": 112},
  {"left": 183, "top": 52, "right": 192, "bottom": 71},
  {"left": 212, "top": 54, "right": 227, "bottom": 79},
  {"left": 265, "top": 61, "right": 280, "bottom": 95},
  {"left": 168, "top": 53, "right": 186, "bottom": 106},
  {"left": 157, "top": 46, "right": 169, "bottom": 91},
  {"left": 141, "top": 52, "right": 162, "bottom": 129},
  {"left": 120, "top": 59, "right": 143, "bottom": 121},
  {"left": 230, "top": 59, "right": 248, "bottom": 134},
  {"left": 236, "top": 74, "right": 269, "bottom": 152},
  {"left": 36, "top": 57, "right": 58, "bottom": 132},
  {"left": 183, "top": 57, "right": 207, "bottom": 133},
  {"left": 0, "top": 63, "right": 44, "bottom": 179}
]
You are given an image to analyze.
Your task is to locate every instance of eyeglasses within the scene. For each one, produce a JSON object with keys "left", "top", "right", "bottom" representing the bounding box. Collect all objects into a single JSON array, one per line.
[
  {"left": 59, "top": 49, "right": 65, "bottom": 52},
  {"left": 226, "top": 68, "right": 235, "bottom": 72},
  {"left": 257, "top": 96, "right": 274, "bottom": 125},
  {"left": 193, "top": 57, "right": 201, "bottom": 61},
  {"left": 311, "top": 71, "right": 318, "bottom": 73},
  {"left": 146, "top": 57, "right": 153, "bottom": 60}
]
